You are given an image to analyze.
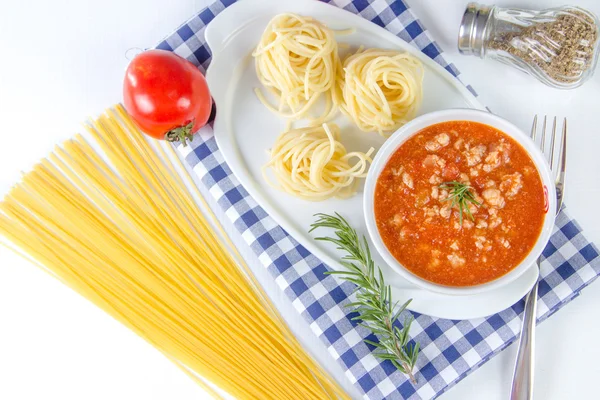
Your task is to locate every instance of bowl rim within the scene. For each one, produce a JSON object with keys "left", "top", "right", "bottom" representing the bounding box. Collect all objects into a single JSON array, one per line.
[{"left": 363, "top": 109, "right": 557, "bottom": 296}]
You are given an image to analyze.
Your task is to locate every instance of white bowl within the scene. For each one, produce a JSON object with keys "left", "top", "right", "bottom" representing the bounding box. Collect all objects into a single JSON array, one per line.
[{"left": 364, "top": 109, "right": 556, "bottom": 296}]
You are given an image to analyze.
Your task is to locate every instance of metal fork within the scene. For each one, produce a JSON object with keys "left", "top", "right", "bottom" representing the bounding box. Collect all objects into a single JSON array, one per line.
[{"left": 510, "top": 116, "right": 567, "bottom": 400}]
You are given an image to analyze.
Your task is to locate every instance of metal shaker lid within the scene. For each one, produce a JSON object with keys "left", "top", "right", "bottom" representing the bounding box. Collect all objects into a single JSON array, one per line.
[{"left": 458, "top": 2, "right": 494, "bottom": 57}]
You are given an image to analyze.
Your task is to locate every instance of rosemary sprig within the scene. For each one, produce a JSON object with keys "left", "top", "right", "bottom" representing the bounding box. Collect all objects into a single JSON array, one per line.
[
  {"left": 439, "top": 181, "right": 481, "bottom": 224},
  {"left": 309, "top": 213, "right": 419, "bottom": 384}
]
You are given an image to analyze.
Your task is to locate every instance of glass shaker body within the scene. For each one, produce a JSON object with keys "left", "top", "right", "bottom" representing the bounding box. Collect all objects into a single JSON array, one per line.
[{"left": 458, "top": 3, "right": 600, "bottom": 89}]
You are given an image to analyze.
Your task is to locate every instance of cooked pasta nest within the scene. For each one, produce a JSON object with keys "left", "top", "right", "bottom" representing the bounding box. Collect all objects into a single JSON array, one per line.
[
  {"left": 253, "top": 13, "right": 342, "bottom": 125},
  {"left": 335, "top": 48, "right": 424, "bottom": 135},
  {"left": 263, "top": 123, "right": 374, "bottom": 201}
]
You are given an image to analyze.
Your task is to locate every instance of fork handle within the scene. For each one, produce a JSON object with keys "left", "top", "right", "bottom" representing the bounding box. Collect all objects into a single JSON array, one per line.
[{"left": 510, "top": 281, "right": 538, "bottom": 400}]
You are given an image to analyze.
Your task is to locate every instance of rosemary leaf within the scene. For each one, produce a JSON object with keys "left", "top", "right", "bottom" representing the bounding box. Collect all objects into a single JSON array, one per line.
[
  {"left": 439, "top": 181, "right": 481, "bottom": 225},
  {"left": 310, "top": 213, "right": 420, "bottom": 384}
]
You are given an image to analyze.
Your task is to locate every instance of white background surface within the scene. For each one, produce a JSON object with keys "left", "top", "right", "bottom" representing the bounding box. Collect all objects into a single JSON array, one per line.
[{"left": 0, "top": 0, "right": 598, "bottom": 399}]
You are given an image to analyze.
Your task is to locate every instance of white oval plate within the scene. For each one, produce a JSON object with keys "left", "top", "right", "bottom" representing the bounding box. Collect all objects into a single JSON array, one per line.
[{"left": 205, "top": 0, "right": 538, "bottom": 319}]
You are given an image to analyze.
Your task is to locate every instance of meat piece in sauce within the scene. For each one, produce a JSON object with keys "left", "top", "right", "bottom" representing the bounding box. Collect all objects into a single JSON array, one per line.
[
  {"left": 423, "top": 154, "right": 446, "bottom": 169},
  {"left": 474, "top": 235, "right": 487, "bottom": 249},
  {"left": 487, "top": 205, "right": 504, "bottom": 229},
  {"left": 440, "top": 203, "right": 452, "bottom": 219},
  {"left": 476, "top": 219, "right": 488, "bottom": 229},
  {"left": 483, "top": 140, "right": 511, "bottom": 172},
  {"left": 439, "top": 189, "right": 449, "bottom": 201},
  {"left": 402, "top": 172, "right": 414, "bottom": 189},
  {"left": 459, "top": 173, "right": 470, "bottom": 184},
  {"left": 399, "top": 226, "right": 410, "bottom": 240},
  {"left": 500, "top": 172, "right": 523, "bottom": 198},
  {"left": 454, "top": 138, "right": 464, "bottom": 150},
  {"left": 470, "top": 165, "right": 482, "bottom": 177},
  {"left": 489, "top": 215, "right": 503, "bottom": 229},
  {"left": 415, "top": 190, "right": 430, "bottom": 207},
  {"left": 454, "top": 219, "right": 474, "bottom": 230},
  {"left": 429, "top": 249, "right": 442, "bottom": 270},
  {"left": 425, "top": 133, "right": 450, "bottom": 152},
  {"left": 497, "top": 237, "right": 511, "bottom": 249},
  {"left": 465, "top": 144, "right": 487, "bottom": 166},
  {"left": 482, "top": 188, "right": 506, "bottom": 208},
  {"left": 429, "top": 174, "right": 442, "bottom": 185},
  {"left": 447, "top": 253, "right": 466, "bottom": 267},
  {"left": 423, "top": 206, "right": 440, "bottom": 218},
  {"left": 391, "top": 166, "right": 404, "bottom": 176},
  {"left": 442, "top": 163, "right": 460, "bottom": 180}
]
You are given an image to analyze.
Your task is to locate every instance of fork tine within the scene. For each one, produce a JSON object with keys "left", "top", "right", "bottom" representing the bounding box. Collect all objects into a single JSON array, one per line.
[
  {"left": 557, "top": 118, "right": 567, "bottom": 175},
  {"left": 554, "top": 118, "right": 567, "bottom": 212},
  {"left": 549, "top": 117, "right": 557, "bottom": 170},
  {"left": 531, "top": 115, "right": 538, "bottom": 140},
  {"left": 541, "top": 116, "right": 547, "bottom": 153}
]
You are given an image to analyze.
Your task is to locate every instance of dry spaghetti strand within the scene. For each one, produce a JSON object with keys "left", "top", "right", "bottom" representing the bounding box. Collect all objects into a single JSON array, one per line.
[{"left": 0, "top": 105, "right": 349, "bottom": 400}]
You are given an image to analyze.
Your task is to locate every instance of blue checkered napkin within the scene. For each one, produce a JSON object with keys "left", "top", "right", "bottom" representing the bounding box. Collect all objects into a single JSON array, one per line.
[{"left": 155, "top": 1, "right": 600, "bottom": 399}]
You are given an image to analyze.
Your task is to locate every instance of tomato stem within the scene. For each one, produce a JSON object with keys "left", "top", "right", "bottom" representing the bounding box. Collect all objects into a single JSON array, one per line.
[{"left": 165, "top": 121, "right": 195, "bottom": 147}]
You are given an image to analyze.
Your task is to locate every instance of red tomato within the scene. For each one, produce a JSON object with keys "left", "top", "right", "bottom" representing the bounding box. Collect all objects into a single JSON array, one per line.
[{"left": 123, "top": 49, "right": 212, "bottom": 145}]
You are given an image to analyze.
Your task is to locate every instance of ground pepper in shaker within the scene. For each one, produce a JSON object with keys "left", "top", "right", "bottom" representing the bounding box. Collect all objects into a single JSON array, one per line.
[{"left": 458, "top": 3, "right": 600, "bottom": 89}]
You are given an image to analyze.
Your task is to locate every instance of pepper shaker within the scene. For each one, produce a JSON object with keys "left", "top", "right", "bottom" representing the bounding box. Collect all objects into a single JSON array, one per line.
[{"left": 458, "top": 3, "right": 600, "bottom": 89}]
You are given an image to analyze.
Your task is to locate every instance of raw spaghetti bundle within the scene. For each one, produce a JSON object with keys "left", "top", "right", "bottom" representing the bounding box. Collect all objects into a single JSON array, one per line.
[
  {"left": 0, "top": 105, "right": 349, "bottom": 400},
  {"left": 253, "top": 13, "right": 342, "bottom": 125},
  {"left": 264, "top": 123, "right": 373, "bottom": 201},
  {"left": 336, "top": 48, "right": 424, "bottom": 135}
]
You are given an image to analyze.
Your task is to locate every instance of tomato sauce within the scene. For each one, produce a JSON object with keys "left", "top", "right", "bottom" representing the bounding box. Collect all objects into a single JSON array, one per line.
[{"left": 374, "top": 121, "right": 545, "bottom": 286}]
